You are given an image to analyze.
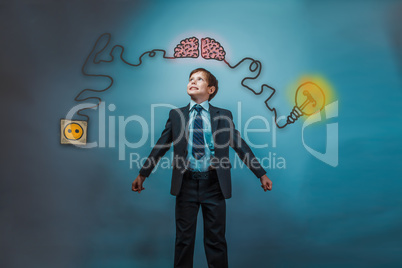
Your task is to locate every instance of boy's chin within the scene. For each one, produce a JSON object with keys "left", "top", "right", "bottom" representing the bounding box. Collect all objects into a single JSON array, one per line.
[
  {"left": 188, "top": 93, "right": 209, "bottom": 101},
  {"left": 187, "top": 91, "right": 200, "bottom": 97}
]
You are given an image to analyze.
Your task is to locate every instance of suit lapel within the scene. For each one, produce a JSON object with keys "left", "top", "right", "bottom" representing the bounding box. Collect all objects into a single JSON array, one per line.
[
  {"left": 209, "top": 104, "right": 220, "bottom": 144},
  {"left": 182, "top": 104, "right": 190, "bottom": 143}
]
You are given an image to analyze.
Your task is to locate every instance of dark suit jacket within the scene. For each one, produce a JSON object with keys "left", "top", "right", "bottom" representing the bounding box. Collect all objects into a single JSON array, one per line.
[{"left": 139, "top": 103, "right": 266, "bottom": 199}]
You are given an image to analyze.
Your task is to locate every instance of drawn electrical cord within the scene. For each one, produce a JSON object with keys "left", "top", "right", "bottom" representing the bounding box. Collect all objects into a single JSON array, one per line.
[{"left": 61, "top": 33, "right": 325, "bottom": 144}]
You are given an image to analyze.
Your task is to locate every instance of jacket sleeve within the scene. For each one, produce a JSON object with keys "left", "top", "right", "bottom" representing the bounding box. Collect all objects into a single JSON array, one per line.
[
  {"left": 139, "top": 110, "right": 174, "bottom": 177},
  {"left": 228, "top": 111, "right": 267, "bottom": 178}
]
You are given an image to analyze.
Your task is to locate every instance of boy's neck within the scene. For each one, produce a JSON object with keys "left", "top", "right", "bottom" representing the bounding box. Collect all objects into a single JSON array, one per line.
[{"left": 190, "top": 96, "right": 209, "bottom": 104}]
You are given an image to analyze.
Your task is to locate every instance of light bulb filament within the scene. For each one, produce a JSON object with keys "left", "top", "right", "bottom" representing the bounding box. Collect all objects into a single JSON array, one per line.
[{"left": 299, "top": 90, "right": 316, "bottom": 110}]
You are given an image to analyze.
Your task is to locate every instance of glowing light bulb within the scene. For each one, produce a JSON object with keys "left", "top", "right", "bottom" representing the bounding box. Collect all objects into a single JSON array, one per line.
[{"left": 286, "top": 82, "right": 325, "bottom": 124}]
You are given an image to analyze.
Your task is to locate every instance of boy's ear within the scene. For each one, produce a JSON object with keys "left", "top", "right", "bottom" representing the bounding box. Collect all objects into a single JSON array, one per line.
[{"left": 208, "top": 86, "right": 216, "bottom": 95}]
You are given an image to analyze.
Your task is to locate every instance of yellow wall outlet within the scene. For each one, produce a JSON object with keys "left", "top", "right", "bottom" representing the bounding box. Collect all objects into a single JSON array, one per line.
[{"left": 60, "top": 119, "right": 87, "bottom": 145}]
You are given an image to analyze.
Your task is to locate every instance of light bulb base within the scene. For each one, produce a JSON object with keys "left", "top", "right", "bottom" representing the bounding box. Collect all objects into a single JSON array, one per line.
[{"left": 287, "top": 106, "right": 303, "bottom": 124}]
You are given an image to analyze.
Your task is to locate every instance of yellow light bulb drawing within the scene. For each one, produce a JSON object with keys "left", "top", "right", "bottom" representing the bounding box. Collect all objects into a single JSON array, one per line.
[{"left": 287, "top": 82, "right": 326, "bottom": 124}]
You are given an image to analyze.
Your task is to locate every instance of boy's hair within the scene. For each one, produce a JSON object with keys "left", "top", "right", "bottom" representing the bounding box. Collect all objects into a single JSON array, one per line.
[{"left": 189, "top": 68, "right": 219, "bottom": 101}]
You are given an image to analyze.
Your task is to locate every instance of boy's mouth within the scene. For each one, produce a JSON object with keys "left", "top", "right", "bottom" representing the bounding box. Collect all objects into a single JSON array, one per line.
[{"left": 189, "top": 86, "right": 198, "bottom": 90}]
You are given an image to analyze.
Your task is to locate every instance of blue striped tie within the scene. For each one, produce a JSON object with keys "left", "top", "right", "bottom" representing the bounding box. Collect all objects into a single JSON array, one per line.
[{"left": 192, "top": 105, "right": 205, "bottom": 160}]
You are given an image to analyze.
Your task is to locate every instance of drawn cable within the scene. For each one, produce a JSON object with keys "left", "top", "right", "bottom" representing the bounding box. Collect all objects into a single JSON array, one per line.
[
  {"left": 224, "top": 58, "right": 288, "bottom": 128},
  {"left": 74, "top": 33, "right": 176, "bottom": 121}
]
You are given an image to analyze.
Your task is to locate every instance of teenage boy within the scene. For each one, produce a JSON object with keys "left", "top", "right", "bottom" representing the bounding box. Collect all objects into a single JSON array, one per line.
[{"left": 132, "top": 68, "right": 272, "bottom": 268}]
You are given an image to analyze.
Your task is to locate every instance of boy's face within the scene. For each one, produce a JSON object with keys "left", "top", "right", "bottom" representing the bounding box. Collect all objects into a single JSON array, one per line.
[{"left": 187, "top": 71, "right": 215, "bottom": 102}]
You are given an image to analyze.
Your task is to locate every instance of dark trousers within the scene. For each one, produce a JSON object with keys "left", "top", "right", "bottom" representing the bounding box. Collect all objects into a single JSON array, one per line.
[{"left": 174, "top": 170, "right": 228, "bottom": 268}]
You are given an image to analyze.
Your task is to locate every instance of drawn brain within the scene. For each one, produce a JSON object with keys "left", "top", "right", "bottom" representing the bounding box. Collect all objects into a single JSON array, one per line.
[
  {"left": 174, "top": 37, "right": 199, "bottom": 58},
  {"left": 201, "top": 37, "right": 226, "bottom": 61}
]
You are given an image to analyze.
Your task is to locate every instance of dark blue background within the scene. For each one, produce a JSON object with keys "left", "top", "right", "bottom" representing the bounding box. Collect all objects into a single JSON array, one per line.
[{"left": 1, "top": 0, "right": 402, "bottom": 267}]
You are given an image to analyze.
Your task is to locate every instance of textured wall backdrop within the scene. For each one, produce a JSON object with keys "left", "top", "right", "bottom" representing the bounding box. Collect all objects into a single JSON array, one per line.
[{"left": 1, "top": 0, "right": 402, "bottom": 267}]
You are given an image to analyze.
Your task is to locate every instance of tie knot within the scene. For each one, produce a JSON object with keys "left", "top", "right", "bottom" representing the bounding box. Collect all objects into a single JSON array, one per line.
[{"left": 195, "top": 105, "right": 203, "bottom": 113}]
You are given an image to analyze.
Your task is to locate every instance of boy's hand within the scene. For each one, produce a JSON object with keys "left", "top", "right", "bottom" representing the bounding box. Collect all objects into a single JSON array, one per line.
[
  {"left": 132, "top": 174, "right": 146, "bottom": 193},
  {"left": 260, "top": 174, "right": 272, "bottom": 192}
]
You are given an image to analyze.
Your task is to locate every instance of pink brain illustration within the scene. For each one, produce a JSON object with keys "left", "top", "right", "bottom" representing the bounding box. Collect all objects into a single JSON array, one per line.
[
  {"left": 201, "top": 37, "right": 226, "bottom": 61},
  {"left": 174, "top": 37, "right": 199, "bottom": 58}
]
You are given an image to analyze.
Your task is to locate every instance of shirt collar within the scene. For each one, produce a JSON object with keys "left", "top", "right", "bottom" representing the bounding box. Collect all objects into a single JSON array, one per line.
[{"left": 189, "top": 99, "right": 210, "bottom": 112}]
